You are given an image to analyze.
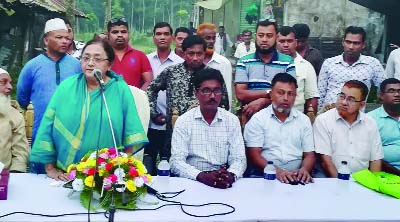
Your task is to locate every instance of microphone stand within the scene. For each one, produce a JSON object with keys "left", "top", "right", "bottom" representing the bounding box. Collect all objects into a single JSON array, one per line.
[
  {"left": 108, "top": 183, "right": 117, "bottom": 222},
  {"left": 94, "top": 72, "right": 124, "bottom": 222}
]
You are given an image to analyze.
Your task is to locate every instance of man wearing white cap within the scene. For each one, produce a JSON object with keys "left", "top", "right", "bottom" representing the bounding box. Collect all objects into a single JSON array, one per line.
[
  {"left": 0, "top": 68, "right": 30, "bottom": 172},
  {"left": 17, "top": 18, "right": 81, "bottom": 160}
]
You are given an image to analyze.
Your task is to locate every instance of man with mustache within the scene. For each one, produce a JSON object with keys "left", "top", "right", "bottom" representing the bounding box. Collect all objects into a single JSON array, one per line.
[
  {"left": 276, "top": 26, "right": 319, "bottom": 114},
  {"left": 314, "top": 80, "right": 383, "bottom": 177},
  {"left": 145, "top": 22, "right": 184, "bottom": 175},
  {"left": 244, "top": 73, "right": 315, "bottom": 183},
  {"left": 318, "top": 26, "right": 386, "bottom": 110},
  {"left": 235, "top": 20, "right": 296, "bottom": 122},
  {"left": 368, "top": 78, "right": 400, "bottom": 176},
  {"left": 17, "top": 18, "right": 81, "bottom": 150},
  {"left": 107, "top": 18, "right": 153, "bottom": 90},
  {"left": 170, "top": 68, "right": 246, "bottom": 189},
  {"left": 0, "top": 68, "right": 29, "bottom": 172},
  {"left": 197, "top": 23, "right": 233, "bottom": 108},
  {"left": 147, "top": 36, "right": 230, "bottom": 161}
]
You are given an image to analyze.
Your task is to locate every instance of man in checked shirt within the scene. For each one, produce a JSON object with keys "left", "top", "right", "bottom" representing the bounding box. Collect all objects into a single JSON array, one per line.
[{"left": 170, "top": 68, "right": 246, "bottom": 189}]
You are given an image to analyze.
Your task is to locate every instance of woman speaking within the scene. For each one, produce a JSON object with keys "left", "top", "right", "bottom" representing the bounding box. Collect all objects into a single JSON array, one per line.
[{"left": 30, "top": 39, "right": 148, "bottom": 181}]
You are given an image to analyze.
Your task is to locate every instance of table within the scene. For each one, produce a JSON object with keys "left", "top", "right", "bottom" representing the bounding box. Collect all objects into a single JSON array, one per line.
[{"left": 1, "top": 173, "right": 399, "bottom": 222}]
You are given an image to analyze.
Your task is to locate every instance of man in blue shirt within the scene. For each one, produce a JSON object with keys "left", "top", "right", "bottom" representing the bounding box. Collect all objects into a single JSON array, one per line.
[
  {"left": 17, "top": 18, "right": 81, "bottom": 148},
  {"left": 368, "top": 78, "right": 400, "bottom": 176}
]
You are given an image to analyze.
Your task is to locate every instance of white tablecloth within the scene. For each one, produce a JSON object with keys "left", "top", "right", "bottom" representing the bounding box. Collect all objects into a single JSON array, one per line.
[{"left": 1, "top": 174, "right": 399, "bottom": 222}]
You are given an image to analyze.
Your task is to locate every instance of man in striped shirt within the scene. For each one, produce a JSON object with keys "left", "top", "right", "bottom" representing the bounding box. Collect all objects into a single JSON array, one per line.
[{"left": 235, "top": 20, "right": 296, "bottom": 120}]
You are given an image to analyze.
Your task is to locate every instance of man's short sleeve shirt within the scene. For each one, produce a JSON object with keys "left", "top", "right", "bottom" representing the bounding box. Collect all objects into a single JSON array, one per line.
[{"left": 235, "top": 51, "right": 296, "bottom": 91}]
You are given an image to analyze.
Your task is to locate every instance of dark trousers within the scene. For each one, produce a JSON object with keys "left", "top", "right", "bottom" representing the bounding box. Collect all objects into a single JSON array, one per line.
[{"left": 144, "top": 128, "right": 167, "bottom": 176}]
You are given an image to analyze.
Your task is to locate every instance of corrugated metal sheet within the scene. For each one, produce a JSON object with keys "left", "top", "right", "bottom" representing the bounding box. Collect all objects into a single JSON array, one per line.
[{"left": 19, "top": 0, "right": 86, "bottom": 17}]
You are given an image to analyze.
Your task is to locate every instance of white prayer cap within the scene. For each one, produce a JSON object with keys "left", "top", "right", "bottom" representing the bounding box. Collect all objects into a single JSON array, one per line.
[
  {"left": 44, "top": 18, "right": 68, "bottom": 34},
  {"left": 0, "top": 68, "right": 9, "bottom": 75}
]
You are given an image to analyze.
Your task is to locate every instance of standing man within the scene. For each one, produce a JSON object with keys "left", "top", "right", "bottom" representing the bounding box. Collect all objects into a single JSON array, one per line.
[
  {"left": 235, "top": 20, "right": 295, "bottom": 121},
  {"left": 234, "top": 30, "right": 256, "bottom": 60},
  {"left": 145, "top": 22, "right": 184, "bottom": 175},
  {"left": 318, "top": 26, "right": 386, "bottom": 109},
  {"left": 244, "top": 73, "right": 315, "bottom": 183},
  {"left": 17, "top": 18, "right": 81, "bottom": 146},
  {"left": 386, "top": 48, "right": 400, "bottom": 79},
  {"left": 147, "top": 36, "right": 230, "bottom": 161},
  {"left": 197, "top": 23, "right": 233, "bottom": 108},
  {"left": 171, "top": 69, "right": 246, "bottom": 188},
  {"left": 314, "top": 80, "right": 383, "bottom": 177},
  {"left": 107, "top": 17, "right": 153, "bottom": 90},
  {"left": 276, "top": 26, "right": 319, "bottom": 113},
  {"left": 214, "top": 25, "right": 233, "bottom": 56},
  {"left": 173, "top": 27, "right": 190, "bottom": 59},
  {"left": 368, "top": 78, "right": 400, "bottom": 176},
  {"left": 292, "top": 23, "right": 324, "bottom": 75},
  {"left": 62, "top": 18, "right": 85, "bottom": 59},
  {"left": 0, "top": 68, "right": 29, "bottom": 172}
]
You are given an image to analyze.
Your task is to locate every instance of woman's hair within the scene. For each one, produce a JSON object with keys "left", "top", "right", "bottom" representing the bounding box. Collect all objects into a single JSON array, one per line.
[{"left": 81, "top": 39, "right": 115, "bottom": 63}]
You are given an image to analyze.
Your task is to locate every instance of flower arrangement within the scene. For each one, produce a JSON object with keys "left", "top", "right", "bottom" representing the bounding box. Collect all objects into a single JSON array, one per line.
[{"left": 66, "top": 148, "right": 152, "bottom": 210}]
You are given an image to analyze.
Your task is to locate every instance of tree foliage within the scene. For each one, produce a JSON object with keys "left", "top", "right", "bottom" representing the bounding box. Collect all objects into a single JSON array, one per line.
[{"left": 76, "top": 0, "right": 195, "bottom": 34}]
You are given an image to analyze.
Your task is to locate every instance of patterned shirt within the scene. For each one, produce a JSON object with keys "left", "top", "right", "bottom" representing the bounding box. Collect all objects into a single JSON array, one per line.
[
  {"left": 318, "top": 54, "right": 386, "bottom": 109},
  {"left": 147, "top": 63, "right": 230, "bottom": 131},
  {"left": 170, "top": 107, "right": 246, "bottom": 180},
  {"left": 235, "top": 50, "right": 296, "bottom": 91}
]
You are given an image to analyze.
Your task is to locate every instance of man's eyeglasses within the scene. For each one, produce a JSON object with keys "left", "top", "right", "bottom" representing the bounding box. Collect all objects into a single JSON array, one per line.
[
  {"left": 384, "top": 88, "right": 400, "bottom": 94},
  {"left": 81, "top": 56, "right": 108, "bottom": 63},
  {"left": 0, "top": 79, "right": 11, "bottom": 86},
  {"left": 110, "top": 17, "right": 128, "bottom": 24},
  {"left": 198, "top": 88, "right": 223, "bottom": 96},
  {"left": 337, "top": 92, "right": 363, "bottom": 103}
]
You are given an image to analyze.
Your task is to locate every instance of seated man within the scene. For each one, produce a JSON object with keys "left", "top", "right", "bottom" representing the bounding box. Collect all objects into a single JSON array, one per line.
[
  {"left": 314, "top": 80, "right": 383, "bottom": 177},
  {"left": 0, "top": 68, "right": 29, "bottom": 172},
  {"left": 244, "top": 73, "right": 315, "bottom": 184},
  {"left": 368, "top": 78, "right": 400, "bottom": 176},
  {"left": 170, "top": 68, "right": 246, "bottom": 189}
]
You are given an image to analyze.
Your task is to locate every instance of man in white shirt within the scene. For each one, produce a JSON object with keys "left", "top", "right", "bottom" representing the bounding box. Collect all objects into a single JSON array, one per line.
[
  {"left": 314, "top": 80, "right": 383, "bottom": 177},
  {"left": 214, "top": 25, "right": 233, "bottom": 56},
  {"left": 234, "top": 30, "right": 256, "bottom": 60},
  {"left": 145, "top": 22, "right": 184, "bottom": 175},
  {"left": 171, "top": 68, "right": 246, "bottom": 188},
  {"left": 244, "top": 73, "right": 315, "bottom": 184},
  {"left": 197, "top": 23, "right": 233, "bottom": 108},
  {"left": 276, "top": 26, "right": 319, "bottom": 114},
  {"left": 386, "top": 48, "right": 400, "bottom": 79}
]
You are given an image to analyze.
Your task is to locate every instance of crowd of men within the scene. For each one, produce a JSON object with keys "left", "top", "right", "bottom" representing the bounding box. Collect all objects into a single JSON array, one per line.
[{"left": 1, "top": 16, "right": 400, "bottom": 189}]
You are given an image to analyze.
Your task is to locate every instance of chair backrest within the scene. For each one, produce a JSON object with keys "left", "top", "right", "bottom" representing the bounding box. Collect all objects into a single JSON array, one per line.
[{"left": 129, "top": 86, "right": 150, "bottom": 161}]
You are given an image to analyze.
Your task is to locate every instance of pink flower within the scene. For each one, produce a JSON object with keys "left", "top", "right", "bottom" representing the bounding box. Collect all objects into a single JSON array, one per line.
[
  {"left": 68, "top": 170, "right": 76, "bottom": 180},
  {"left": 103, "top": 178, "right": 112, "bottom": 190},
  {"left": 97, "top": 158, "right": 106, "bottom": 165},
  {"left": 82, "top": 168, "right": 89, "bottom": 174},
  {"left": 99, "top": 153, "right": 109, "bottom": 159},
  {"left": 142, "top": 175, "right": 149, "bottom": 183},
  {"left": 108, "top": 148, "right": 117, "bottom": 158},
  {"left": 129, "top": 167, "right": 139, "bottom": 177},
  {"left": 107, "top": 174, "right": 118, "bottom": 183}
]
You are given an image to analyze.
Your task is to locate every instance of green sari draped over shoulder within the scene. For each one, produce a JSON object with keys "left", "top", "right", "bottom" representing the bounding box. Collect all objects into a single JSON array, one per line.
[{"left": 30, "top": 71, "right": 148, "bottom": 170}]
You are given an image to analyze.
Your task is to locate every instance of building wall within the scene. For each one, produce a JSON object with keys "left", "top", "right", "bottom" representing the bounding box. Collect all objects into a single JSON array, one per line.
[{"left": 284, "top": 0, "right": 385, "bottom": 59}]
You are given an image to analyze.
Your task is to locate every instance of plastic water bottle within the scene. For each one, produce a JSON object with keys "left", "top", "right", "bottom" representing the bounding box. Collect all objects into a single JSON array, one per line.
[
  {"left": 157, "top": 158, "right": 170, "bottom": 177},
  {"left": 337, "top": 161, "right": 351, "bottom": 180},
  {"left": 264, "top": 161, "right": 276, "bottom": 180}
]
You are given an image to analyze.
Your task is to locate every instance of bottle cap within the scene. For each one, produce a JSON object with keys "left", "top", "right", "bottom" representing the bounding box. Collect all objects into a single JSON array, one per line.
[
  {"left": 267, "top": 161, "right": 274, "bottom": 164},
  {"left": 341, "top": 161, "right": 348, "bottom": 165}
]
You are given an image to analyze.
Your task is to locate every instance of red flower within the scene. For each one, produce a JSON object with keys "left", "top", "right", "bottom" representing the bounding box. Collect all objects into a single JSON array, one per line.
[
  {"left": 105, "top": 163, "right": 113, "bottom": 171},
  {"left": 129, "top": 167, "right": 139, "bottom": 177},
  {"left": 88, "top": 168, "right": 95, "bottom": 176},
  {"left": 97, "top": 158, "right": 105, "bottom": 165}
]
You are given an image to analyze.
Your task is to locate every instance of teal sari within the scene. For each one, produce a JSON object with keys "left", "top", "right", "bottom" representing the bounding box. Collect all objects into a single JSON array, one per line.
[{"left": 30, "top": 71, "right": 148, "bottom": 171}]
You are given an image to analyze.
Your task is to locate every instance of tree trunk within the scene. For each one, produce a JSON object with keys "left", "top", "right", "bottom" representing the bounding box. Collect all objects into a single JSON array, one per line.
[
  {"left": 153, "top": 0, "right": 158, "bottom": 26},
  {"left": 131, "top": 0, "right": 134, "bottom": 31},
  {"left": 142, "top": 0, "right": 145, "bottom": 32},
  {"left": 170, "top": 0, "right": 174, "bottom": 27},
  {"left": 104, "top": 0, "right": 111, "bottom": 30}
]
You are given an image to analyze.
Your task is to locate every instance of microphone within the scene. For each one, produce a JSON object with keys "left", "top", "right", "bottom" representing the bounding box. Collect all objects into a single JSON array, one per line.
[
  {"left": 93, "top": 68, "right": 105, "bottom": 87},
  {"left": 144, "top": 184, "right": 163, "bottom": 197}
]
